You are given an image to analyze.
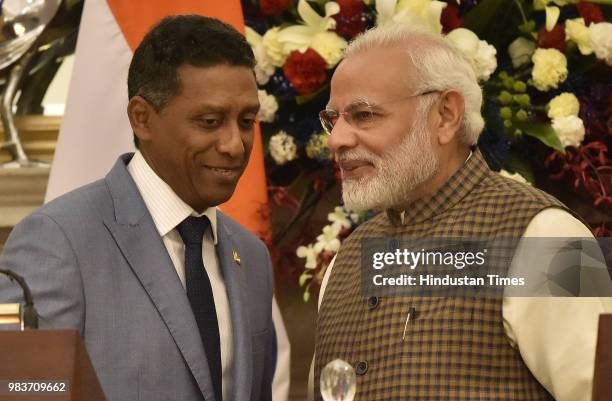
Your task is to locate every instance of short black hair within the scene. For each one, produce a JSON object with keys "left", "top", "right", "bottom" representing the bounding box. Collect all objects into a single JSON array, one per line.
[{"left": 128, "top": 15, "right": 256, "bottom": 147}]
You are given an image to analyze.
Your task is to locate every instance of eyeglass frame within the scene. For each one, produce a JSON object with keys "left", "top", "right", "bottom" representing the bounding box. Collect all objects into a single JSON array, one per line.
[{"left": 318, "top": 90, "right": 440, "bottom": 135}]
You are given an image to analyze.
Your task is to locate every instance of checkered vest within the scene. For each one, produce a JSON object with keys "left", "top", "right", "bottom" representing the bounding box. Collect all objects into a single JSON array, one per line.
[{"left": 315, "top": 150, "right": 566, "bottom": 401}]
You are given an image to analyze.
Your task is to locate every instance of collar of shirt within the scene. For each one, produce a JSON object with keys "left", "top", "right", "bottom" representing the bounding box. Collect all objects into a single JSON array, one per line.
[{"left": 126, "top": 151, "right": 218, "bottom": 244}]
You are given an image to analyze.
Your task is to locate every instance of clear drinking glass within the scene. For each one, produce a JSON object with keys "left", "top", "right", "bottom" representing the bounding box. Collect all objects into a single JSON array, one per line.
[{"left": 320, "top": 359, "right": 356, "bottom": 401}]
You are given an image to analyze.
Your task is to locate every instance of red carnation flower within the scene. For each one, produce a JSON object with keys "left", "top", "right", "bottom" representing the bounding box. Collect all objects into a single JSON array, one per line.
[
  {"left": 336, "top": 0, "right": 363, "bottom": 16},
  {"left": 537, "top": 24, "right": 566, "bottom": 53},
  {"left": 441, "top": 4, "right": 463, "bottom": 34},
  {"left": 283, "top": 49, "right": 328, "bottom": 95},
  {"left": 333, "top": 0, "right": 367, "bottom": 39},
  {"left": 577, "top": 2, "right": 604, "bottom": 25},
  {"left": 259, "top": 0, "right": 292, "bottom": 17}
]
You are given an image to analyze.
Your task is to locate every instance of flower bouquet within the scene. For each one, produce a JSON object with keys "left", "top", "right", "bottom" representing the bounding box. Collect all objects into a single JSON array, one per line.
[{"left": 242, "top": 0, "right": 611, "bottom": 300}]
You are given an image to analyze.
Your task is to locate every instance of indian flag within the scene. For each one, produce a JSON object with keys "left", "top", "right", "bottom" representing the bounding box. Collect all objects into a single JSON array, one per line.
[{"left": 45, "top": 0, "right": 269, "bottom": 237}]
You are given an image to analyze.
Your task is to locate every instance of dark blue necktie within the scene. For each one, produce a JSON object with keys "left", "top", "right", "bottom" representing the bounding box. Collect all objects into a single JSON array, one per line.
[{"left": 177, "top": 216, "right": 222, "bottom": 401}]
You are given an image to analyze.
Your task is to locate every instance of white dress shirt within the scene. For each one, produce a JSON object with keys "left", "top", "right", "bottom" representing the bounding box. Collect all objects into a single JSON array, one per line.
[{"left": 127, "top": 151, "right": 233, "bottom": 401}]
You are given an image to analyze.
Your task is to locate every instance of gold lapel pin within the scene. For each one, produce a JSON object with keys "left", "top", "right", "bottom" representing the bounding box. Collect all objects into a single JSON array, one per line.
[{"left": 232, "top": 250, "right": 241, "bottom": 265}]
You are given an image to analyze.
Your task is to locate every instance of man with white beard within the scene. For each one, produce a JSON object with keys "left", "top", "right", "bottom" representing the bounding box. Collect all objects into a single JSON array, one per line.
[{"left": 311, "top": 24, "right": 611, "bottom": 401}]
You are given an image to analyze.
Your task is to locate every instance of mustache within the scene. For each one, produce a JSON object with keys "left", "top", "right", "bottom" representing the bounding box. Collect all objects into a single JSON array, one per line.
[{"left": 335, "top": 149, "right": 380, "bottom": 166}]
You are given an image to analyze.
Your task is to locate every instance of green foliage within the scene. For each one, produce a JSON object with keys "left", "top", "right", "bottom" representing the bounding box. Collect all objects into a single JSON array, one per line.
[
  {"left": 506, "top": 152, "right": 536, "bottom": 184},
  {"left": 515, "top": 122, "right": 565, "bottom": 152}
]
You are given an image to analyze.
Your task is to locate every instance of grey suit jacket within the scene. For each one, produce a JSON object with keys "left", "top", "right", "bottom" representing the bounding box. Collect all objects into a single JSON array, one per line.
[{"left": 0, "top": 154, "right": 275, "bottom": 401}]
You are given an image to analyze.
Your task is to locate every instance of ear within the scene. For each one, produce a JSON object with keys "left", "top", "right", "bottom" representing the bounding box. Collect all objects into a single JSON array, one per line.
[
  {"left": 434, "top": 90, "right": 464, "bottom": 146},
  {"left": 127, "top": 96, "right": 156, "bottom": 143}
]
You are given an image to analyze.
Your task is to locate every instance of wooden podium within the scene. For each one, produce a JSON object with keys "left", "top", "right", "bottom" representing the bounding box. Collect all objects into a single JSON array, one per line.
[
  {"left": 0, "top": 330, "right": 106, "bottom": 401},
  {"left": 593, "top": 314, "right": 612, "bottom": 401}
]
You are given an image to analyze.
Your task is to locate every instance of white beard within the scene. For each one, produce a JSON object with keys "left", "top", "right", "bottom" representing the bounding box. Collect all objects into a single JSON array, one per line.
[{"left": 338, "top": 114, "right": 440, "bottom": 212}]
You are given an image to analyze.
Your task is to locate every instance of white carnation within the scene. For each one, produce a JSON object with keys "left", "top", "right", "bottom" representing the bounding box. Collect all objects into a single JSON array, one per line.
[
  {"left": 257, "top": 90, "right": 278, "bottom": 123},
  {"left": 311, "top": 31, "right": 347, "bottom": 68},
  {"left": 446, "top": 28, "right": 497, "bottom": 81},
  {"left": 262, "top": 27, "right": 288, "bottom": 67},
  {"left": 253, "top": 45, "right": 275, "bottom": 85},
  {"left": 269, "top": 131, "right": 297, "bottom": 165},
  {"left": 499, "top": 170, "right": 531, "bottom": 185},
  {"left": 590, "top": 22, "right": 612, "bottom": 66},
  {"left": 531, "top": 48, "right": 567, "bottom": 91},
  {"left": 552, "top": 115, "right": 585, "bottom": 148},
  {"left": 246, "top": 27, "right": 276, "bottom": 85},
  {"left": 547, "top": 92, "right": 580, "bottom": 119},
  {"left": 473, "top": 40, "right": 498, "bottom": 81},
  {"left": 508, "top": 37, "right": 536, "bottom": 68}
]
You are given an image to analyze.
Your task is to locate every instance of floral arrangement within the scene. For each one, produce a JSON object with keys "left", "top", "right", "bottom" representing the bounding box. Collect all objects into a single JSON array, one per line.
[
  {"left": 242, "top": 0, "right": 612, "bottom": 300},
  {"left": 296, "top": 206, "right": 365, "bottom": 301}
]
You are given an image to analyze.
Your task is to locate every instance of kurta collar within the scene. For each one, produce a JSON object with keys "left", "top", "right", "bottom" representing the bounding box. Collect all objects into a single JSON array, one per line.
[{"left": 386, "top": 149, "right": 489, "bottom": 226}]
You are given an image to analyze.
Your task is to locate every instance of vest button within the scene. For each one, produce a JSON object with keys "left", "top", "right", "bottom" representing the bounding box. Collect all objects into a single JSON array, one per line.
[
  {"left": 367, "top": 296, "right": 379, "bottom": 310},
  {"left": 355, "top": 361, "right": 368, "bottom": 375}
]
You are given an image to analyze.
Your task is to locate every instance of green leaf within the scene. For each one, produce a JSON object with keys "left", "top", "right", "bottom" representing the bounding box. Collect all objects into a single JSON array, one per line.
[
  {"left": 295, "top": 83, "right": 329, "bottom": 105},
  {"left": 505, "top": 152, "right": 536, "bottom": 184},
  {"left": 462, "top": 0, "right": 506, "bottom": 35},
  {"left": 515, "top": 122, "right": 565, "bottom": 152},
  {"left": 303, "top": 291, "right": 311, "bottom": 303},
  {"left": 299, "top": 273, "right": 313, "bottom": 287}
]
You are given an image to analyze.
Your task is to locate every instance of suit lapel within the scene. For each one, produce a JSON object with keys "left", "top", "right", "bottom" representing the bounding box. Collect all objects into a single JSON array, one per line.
[
  {"left": 103, "top": 155, "right": 216, "bottom": 401},
  {"left": 216, "top": 216, "right": 253, "bottom": 401}
]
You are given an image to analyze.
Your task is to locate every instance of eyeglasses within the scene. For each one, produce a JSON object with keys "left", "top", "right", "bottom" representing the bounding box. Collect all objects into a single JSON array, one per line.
[{"left": 318, "top": 90, "right": 439, "bottom": 135}]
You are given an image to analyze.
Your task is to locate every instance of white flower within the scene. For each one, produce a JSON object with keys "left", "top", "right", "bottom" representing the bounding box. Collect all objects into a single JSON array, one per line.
[
  {"left": 314, "top": 224, "right": 342, "bottom": 253},
  {"left": 311, "top": 31, "right": 347, "bottom": 68},
  {"left": 262, "top": 27, "right": 287, "bottom": 67},
  {"left": 297, "top": 244, "right": 319, "bottom": 269},
  {"left": 347, "top": 209, "right": 360, "bottom": 224},
  {"left": 552, "top": 115, "right": 585, "bottom": 148},
  {"left": 531, "top": 48, "right": 568, "bottom": 91},
  {"left": 508, "top": 37, "right": 536, "bottom": 68},
  {"left": 376, "top": 0, "right": 447, "bottom": 34},
  {"left": 327, "top": 206, "right": 352, "bottom": 231},
  {"left": 590, "top": 22, "right": 612, "bottom": 66},
  {"left": 306, "top": 133, "right": 330, "bottom": 159},
  {"left": 257, "top": 90, "right": 278, "bottom": 123},
  {"left": 446, "top": 28, "right": 497, "bottom": 81},
  {"left": 545, "top": 6, "right": 560, "bottom": 32},
  {"left": 327, "top": 206, "right": 360, "bottom": 231},
  {"left": 269, "top": 131, "right": 297, "bottom": 165},
  {"left": 499, "top": 170, "right": 531, "bottom": 185},
  {"left": 253, "top": 47, "right": 276, "bottom": 84},
  {"left": 245, "top": 27, "right": 276, "bottom": 85},
  {"left": 277, "top": 0, "right": 341, "bottom": 59},
  {"left": 534, "top": 0, "right": 578, "bottom": 9},
  {"left": 547, "top": 92, "right": 580, "bottom": 119},
  {"left": 565, "top": 18, "right": 593, "bottom": 56}
]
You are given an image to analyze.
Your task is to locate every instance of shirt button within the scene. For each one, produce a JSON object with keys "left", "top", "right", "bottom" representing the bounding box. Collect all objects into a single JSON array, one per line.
[
  {"left": 355, "top": 361, "right": 368, "bottom": 375},
  {"left": 367, "top": 296, "right": 379, "bottom": 310}
]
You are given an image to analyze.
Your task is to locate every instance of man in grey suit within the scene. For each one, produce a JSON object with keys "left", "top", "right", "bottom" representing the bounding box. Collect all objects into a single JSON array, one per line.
[{"left": 0, "top": 15, "right": 274, "bottom": 401}]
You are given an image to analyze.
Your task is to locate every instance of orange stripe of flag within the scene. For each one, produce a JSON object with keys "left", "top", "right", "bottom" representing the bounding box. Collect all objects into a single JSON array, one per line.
[
  {"left": 107, "top": 0, "right": 246, "bottom": 50},
  {"left": 106, "top": 0, "right": 270, "bottom": 236}
]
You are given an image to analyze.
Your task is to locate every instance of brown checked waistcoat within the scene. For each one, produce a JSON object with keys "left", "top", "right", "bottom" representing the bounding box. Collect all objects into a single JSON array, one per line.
[{"left": 315, "top": 149, "right": 566, "bottom": 401}]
